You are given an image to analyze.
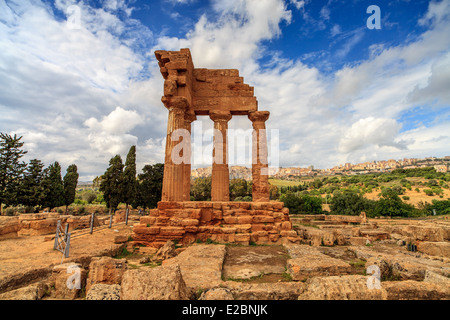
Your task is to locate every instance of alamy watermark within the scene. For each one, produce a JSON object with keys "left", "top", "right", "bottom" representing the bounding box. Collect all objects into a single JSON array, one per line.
[
  {"left": 367, "top": 5, "right": 381, "bottom": 30},
  {"left": 366, "top": 265, "right": 382, "bottom": 289},
  {"left": 169, "top": 126, "right": 280, "bottom": 175},
  {"left": 66, "top": 4, "right": 82, "bottom": 30},
  {"left": 66, "top": 264, "right": 81, "bottom": 290}
]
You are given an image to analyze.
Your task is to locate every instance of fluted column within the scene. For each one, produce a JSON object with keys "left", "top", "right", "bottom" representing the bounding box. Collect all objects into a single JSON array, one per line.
[
  {"left": 182, "top": 113, "right": 196, "bottom": 201},
  {"left": 249, "top": 111, "right": 270, "bottom": 202},
  {"left": 209, "top": 111, "right": 232, "bottom": 201},
  {"left": 161, "top": 96, "right": 188, "bottom": 202}
]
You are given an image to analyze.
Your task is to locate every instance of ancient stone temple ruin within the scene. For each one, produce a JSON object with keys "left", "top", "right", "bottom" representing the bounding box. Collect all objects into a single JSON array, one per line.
[{"left": 132, "top": 48, "right": 297, "bottom": 247}]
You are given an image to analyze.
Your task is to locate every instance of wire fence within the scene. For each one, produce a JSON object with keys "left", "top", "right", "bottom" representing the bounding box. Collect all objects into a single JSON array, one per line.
[{"left": 54, "top": 209, "right": 132, "bottom": 260}]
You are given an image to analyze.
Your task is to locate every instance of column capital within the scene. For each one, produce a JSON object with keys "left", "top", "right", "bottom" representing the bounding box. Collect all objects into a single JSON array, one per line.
[
  {"left": 162, "top": 96, "right": 189, "bottom": 112},
  {"left": 184, "top": 112, "right": 197, "bottom": 123},
  {"left": 248, "top": 111, "right": 270, "bottom": 123},
  {"left": 209, "top": 111, "right": 232, "bottom": 122}
]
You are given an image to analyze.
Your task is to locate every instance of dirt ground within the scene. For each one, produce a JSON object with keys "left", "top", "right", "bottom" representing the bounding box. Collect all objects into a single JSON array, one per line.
[{"left": 0, "top": 224, "right": 133, "bottom": 292}]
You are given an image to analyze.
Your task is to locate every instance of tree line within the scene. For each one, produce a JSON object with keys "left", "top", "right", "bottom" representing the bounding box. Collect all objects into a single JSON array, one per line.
[
  {"left": 0, "top": 133, "right": 164, "bottom": 216},
  {"left": 0, "top": 133, "right": 79, "bottom": 214},
  {"left": 98, "top": 146, "right": 164, "bottom": 214}
]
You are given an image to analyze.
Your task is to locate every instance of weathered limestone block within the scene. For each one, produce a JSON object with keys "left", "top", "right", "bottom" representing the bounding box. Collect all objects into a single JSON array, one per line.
[
  {"left": 417, "top": 241, "right": 450, "bottom": 258},
  {"left": 0, "top": 281, "right": 49, "bottom": 300},
  {"left": 237, "top": 215, "right": 253, "bottom": 224},
  {"left": 19, "top": 217, "right": 60, "bottom": 236},
  {"left": 163, "top": 245, "right": 226, "bottom": 290},
  {"left": 154, "top": 240, "right": 178, "bottom": 261},
  {"left": 349, "top": 237, "right": 370, "bottom": 246},
  {"left": 114, "top": 235, "right": 128, "bottom": 244},
  {"left": 304, "top": 229, "right": 335, "bottom": 246},
  {"left": 0, "top": 216, "right": 21, "bottom": 240},
  {"left": 382, "top": 280, "right": 450, "bottom": 300},
  {"left": 365, "top": 256, "right": 425, "bottom": 281},
  {"left": 86, "top": 257, "right": 127, "bottom": 293},
  {"left": 285, "top": 244, "right": 352, "bottom": 281},
  {"left": 199, "top": 287, "right": 234, "bottom": 300},
  {"left": 121, "top": 264, "right": 191, "bottom": 300},
  {"left": 224, "top": 282, "right": 303, "bottom": 300},
  {"left": 140, "top": 216, "right": 157, "bottom": 225},
  {"left": 442, "top": 227, "right": 450, "bottom": 241},
  {"left": 403, "top": 226, "right": 444, "bottom": 242},
  {"left": 86, "top": 283, "right": 120, "bottom": 300},
  {"left": 86, "top": 284, "right": 121, "bottom": 300},
  {"left": 298, "top": 275, "right": 387, "bottom": 300},
  {"left": 113, "top": 210, "right": 127, "bottom": 223},
  {"left": 424, "top": 270, "right": 450, "bottom": 286},
  {"left": 234, "top": 224, "right": 252, "bottom": 233},
  {"left": 360, "top": 229, "right": 390, "bottom": 241},
  {"left": 52, "top": 263, "right": 87, "bottom": 300}
]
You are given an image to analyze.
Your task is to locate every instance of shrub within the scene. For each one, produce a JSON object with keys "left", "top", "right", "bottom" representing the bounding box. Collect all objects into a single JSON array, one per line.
[
  {"left": 82, "top": 190, "right": 97, "bottom": 204},
  {"left": 402, "top": 196, "right": 410, "bottom": 200},
  {"left": 330, "top": 190, "right": 375, "bottom": 216},
  {"left": 423, "top": 189, "right": 434, "bottom": 196},
  {"left": 280, "top": 192, "right": 322, "bottom": 215}
]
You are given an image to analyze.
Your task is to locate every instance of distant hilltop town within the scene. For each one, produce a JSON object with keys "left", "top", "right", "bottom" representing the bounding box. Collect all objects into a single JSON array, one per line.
[{"left": 191, "top": 156, "right": 450, "bottom": 180}]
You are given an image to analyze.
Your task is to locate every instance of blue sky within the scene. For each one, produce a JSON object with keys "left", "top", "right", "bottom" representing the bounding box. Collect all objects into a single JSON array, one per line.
[{"left": 0, "top": 0, "right": 449, "bottom": 180}]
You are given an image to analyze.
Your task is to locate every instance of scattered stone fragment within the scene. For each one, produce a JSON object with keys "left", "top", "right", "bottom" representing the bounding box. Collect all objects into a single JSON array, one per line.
[{"left": 154, "top": 240, "right": 178, "bottom": 261}]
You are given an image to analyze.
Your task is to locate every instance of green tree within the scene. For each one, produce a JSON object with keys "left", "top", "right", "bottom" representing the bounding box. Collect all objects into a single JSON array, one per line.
[
  {"left": 372, "top": 188, "right": 416, "bottom": 217},
  {"left": 330, "top": 190, "right": 374, "bottom": 216},
  {"left": 63, "top": 164, "right": 79, "bottom": 213},
  {"left": 135, "top": 163, "right": 164, "bottom": 209},
  {"left": 122, "top": 146, "right": 137, "bottom": 215},
  {"left": 81, "top": 190, "right": 97, "bottom": 204},
  {"left": 280, "top": 192, "right": 322, "bottom": 215},
  {"left": 42, "top": 162, "right": 65, "bottom": 210},
  {"left": 269, "top": 184, "right": 280, "bottom": 200},
  {"left": 100, "top": 155, "right": 124, "bottom": 214},
  {"left": 229, "top": 178, "right": 249, "bottom": 200},
  {"left": 0, "top": 133, "right": 27, "bottom": 213},
  {"left": 191, "top": 177, "right": 211, "bottom": 201},
  {"left": 18, "top": 159, "right": 45, "bottom": 210}
]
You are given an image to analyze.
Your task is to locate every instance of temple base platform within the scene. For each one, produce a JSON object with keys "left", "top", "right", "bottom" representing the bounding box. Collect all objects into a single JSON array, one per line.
[{"left": 132, "top": 201, "right": 299, "bottom": 248}]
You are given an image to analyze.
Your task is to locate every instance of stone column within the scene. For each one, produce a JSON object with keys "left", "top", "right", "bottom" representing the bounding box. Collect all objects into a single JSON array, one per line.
[
  {"left": 161, "top": 96, "right": 188, "bottom": 202},
  {"left": 249, "top": 111, "right": 270, "bottom": 202},
  {"left": 209, "top": 111, "right": 232, "bottom": 201},
  {"left": 182, "top": 113, "right": 196, "bottom": 201}
]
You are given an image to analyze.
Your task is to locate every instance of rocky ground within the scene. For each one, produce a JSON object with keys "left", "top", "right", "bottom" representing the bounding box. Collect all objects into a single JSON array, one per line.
[{"left": 0, "top": 214, "right": 449, "bottom": 300}]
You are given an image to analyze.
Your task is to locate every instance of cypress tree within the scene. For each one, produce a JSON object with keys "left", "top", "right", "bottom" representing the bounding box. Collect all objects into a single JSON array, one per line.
[
  {"left": 63, "top": 164, "right": 79, "bottom": 213},
  {"left": 100, "top": 155, "right": 124, "bottom": 214},
  {"left": 122, "top": 146, "right": 137, "bottom": 215},
  {"left": 135, "top": 163, "right": 164, "bottom": 209},
  {"left": 18, "top": 159, "right": 45, "bottom": 210},
  {"left": 42, "top": 162, "right": 65, "bottom": 210},
  {"left": 0, "top": 133, "right": 27, "bottom": 214}
]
